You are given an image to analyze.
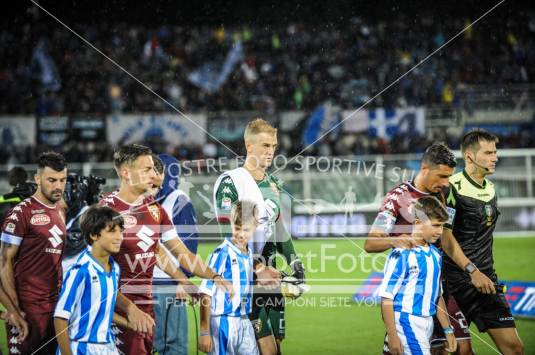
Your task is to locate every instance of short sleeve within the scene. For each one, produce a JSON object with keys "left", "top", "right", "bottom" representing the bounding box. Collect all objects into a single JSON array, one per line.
[
  {"left": 1, "top": 204, "right": 29, "bottom": 246},
  {"left": 214, "top": 176, "right": 238, "bottom": 223},
  {"left": 160, "top": 207, "right": 179, "bottom": 242},
  {"left": 444, "top": 183, "right": 458, "bottom": 230},
  {"left": 199, "top": 247, "right": 228, "bottom": 296},
  {"left": 378, "top": 249, "right": 407, "bottom": 299},
  {"left": 371, "top": 189, "right": 403, "bottom": 234},
  {"left": 54, "top": 264, "right": 87, "bottom": 320}
]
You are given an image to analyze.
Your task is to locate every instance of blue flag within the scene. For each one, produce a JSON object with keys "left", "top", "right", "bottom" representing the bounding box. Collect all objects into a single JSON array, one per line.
[{"left": 187, "top": 41, "right": 243, "bottom": 93}]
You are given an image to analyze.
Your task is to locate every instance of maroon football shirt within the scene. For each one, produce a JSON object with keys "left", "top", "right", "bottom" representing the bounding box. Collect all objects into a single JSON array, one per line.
[
  {"left": 373, "top": 181, "right": 430, "bottom": 236},
  {"left": 99, "top": 193, "right": 178, "bottom": 312},
  {"left": 1, "top": 196, "right": 66, "bottom": 314}
]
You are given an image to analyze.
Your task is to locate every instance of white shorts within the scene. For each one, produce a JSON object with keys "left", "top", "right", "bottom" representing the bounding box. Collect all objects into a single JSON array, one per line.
[
  {"left": 385, "top": 312, "right": 434, "bottom": 355},
  {"left": 209, "top": 315, "right": 259, "bottom": 355},
  {"left": 56, "top": 340, "right": 118, "bottom": 354}
]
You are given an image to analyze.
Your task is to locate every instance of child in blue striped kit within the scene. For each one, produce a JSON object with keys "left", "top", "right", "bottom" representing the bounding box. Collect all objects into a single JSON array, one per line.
[
  {"left": 199, "top": 200, "right": 259, "bottom": 355},
  {"left": 54, "top": 206, "right": 146, "bottom": 354},
  {"left": 379, "top": 196, "right": 457, "bottom": 355}
]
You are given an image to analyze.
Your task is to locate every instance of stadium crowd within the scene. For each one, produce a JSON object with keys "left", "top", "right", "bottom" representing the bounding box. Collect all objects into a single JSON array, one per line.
[
  {"left": 1, "top": 11, "right": 535, "bottom": 163},
  {"left": 1, "top": 12, "right": 534, "bottom": 114}
]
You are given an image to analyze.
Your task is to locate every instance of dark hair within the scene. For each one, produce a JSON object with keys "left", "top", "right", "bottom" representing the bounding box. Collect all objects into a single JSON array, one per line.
[
  {"left": 8, "top": 167, "right": 28, "bottom": 186},
  {"left": 461, "top": 129, "right": 499, "bottom": 154},
  {"left": 152, "top": 154, "right": 164, "bottom": 174},
  {"left": 38, "top": 152, "right": 66, "bottom": 172},
  {"left": 113, "top": 144, "right": 152, "bottom": 169},
  {"left": 80, "top": 206, "right": 124, "bottom": 245},
  {"left": 413, "top": 196, "right": 448, "bottom": 223},
  {"left": 231, "top": 200, "right": 259, "bottom": 227},
  {"left": 422, "top": 142, "right": 456, "bottom": 168}
]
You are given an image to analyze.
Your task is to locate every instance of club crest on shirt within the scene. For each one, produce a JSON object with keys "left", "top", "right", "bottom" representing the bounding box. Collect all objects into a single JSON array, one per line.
[
  {"left": 148, "top": 204, "right": 161, "bottom": 223},
  {"left": 251, "top": 319, "right": 262, "bottom": 333},
  {"left": 485, "top": 205, "right": 493, "bottom": 226}
]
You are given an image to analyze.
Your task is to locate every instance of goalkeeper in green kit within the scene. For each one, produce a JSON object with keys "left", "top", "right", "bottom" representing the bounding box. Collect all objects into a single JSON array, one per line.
[{"left": 213, "top": 118, "right": 306, "bottom": 355}]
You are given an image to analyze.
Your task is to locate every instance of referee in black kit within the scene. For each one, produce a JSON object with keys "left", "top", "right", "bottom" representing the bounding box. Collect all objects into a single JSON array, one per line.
[{"left": 440, "top": 130, "right": 524, "bottom": 354}]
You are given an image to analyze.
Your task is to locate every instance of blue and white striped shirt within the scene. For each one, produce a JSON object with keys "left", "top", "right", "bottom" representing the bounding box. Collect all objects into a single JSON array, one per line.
[
  {"left": 199, "top": 238, "right": 254, "bottom": 317},
  {"left": 54, "top": 248, "right": 120, "bottom": 343},
  {"left": 378, "top": 245, "right": 442, "bottom": 317}
]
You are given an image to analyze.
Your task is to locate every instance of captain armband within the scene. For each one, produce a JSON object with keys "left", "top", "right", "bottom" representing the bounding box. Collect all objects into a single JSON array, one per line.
[{"left": 371, "top": 211, "right": 396, "bottom": 234}]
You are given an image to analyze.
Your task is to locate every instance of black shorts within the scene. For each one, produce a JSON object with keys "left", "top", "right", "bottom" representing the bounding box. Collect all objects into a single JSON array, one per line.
[
  {"left": 450, "top": 280, "right": 515, "bottom": 332},
  {"left": 430, "top": 294, "right": 471, "bottom": 347}
]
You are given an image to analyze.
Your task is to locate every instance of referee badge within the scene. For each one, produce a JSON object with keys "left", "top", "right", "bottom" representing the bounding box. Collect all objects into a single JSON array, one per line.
[{"left": 485, "top": 205, "right": 493, "bottom": 226}]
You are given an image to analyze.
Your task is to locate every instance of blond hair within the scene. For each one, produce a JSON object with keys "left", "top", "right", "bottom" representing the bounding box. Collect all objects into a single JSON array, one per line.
[
  {"left": 231, "top": 200, "right": 259, "bottom": 227},
  {"left": 244, "top": 118, "right": 277, "bottom": 142}
]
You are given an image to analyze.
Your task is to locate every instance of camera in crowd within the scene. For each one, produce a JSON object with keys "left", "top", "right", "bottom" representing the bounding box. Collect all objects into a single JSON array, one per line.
[
  {"left": 63, "top": 173, "right": 106, "bottom": 210},
  {"left": 63, "top": 174, "right": 106, "bottom": 257}
]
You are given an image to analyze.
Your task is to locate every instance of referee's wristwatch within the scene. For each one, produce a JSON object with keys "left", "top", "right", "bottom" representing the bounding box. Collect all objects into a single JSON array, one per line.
[{"left": 464, "top": 262, "right": 477, "bottom": 274}]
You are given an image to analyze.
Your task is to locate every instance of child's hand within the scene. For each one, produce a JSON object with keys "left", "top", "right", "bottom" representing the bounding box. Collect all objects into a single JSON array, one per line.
[
  {"left": 387, "top": 334, "right": 403, "bottom": 355},
  {"left": 198, "top": 333, "right": 213, "bottom": 353},
  {"left": 445, "top": 333, "right": 457, "bottom": 353}
]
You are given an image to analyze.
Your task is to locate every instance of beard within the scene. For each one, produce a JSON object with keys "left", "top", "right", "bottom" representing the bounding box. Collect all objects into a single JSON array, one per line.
[{"left": 43, "top": 187, "right": 63, "bottom": 203}]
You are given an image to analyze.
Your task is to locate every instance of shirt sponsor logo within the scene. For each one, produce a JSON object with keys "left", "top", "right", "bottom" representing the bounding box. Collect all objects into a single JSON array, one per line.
[
  {"left": 48, "top": 224, "right": 64, "bottom": 248},
  {"left": 136, "top": 226, "right": 155, "bottom": 252},
  {"left": 148, "top": 204, "right": 161, "bottom": 223},
  {"left": 31, "top": 209, "right": 45, "bottom": 214},
  {"left": 5, "top": 223, "right": 15, "bottom": 234},
  {"left": 30, "top": 214, "right": 50, "bottom": 226},
  {"left": 123, "top": 214, "right": 138, "bottom": 229},
  {"left": 499, "top": 316, "right": 514, "bottom": 322},
  {"left": 135, "top": 251, "right": 155, "bottom": 260}
]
